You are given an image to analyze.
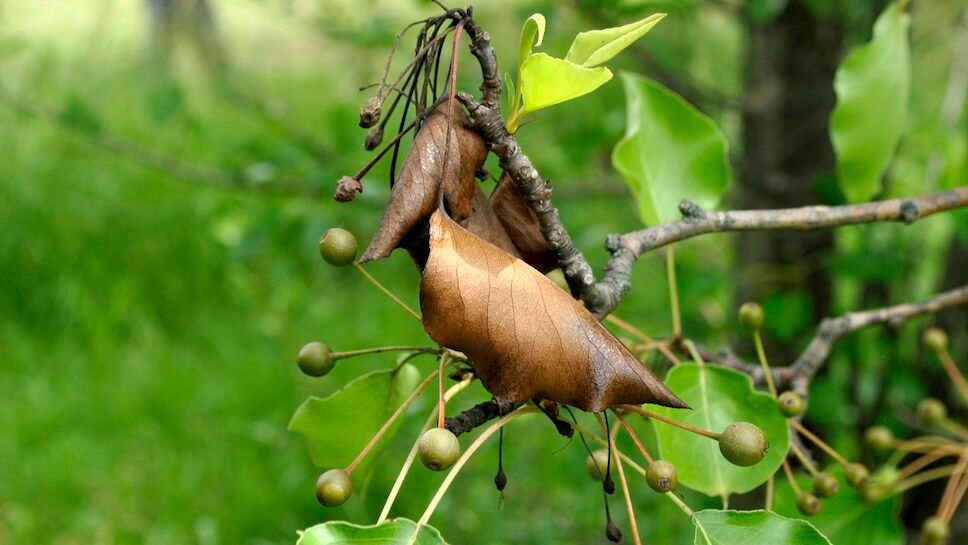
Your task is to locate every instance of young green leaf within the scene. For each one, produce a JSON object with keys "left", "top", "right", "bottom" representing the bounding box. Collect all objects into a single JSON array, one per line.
[
  {"left": 693, "top": 510, "right": 831, "bottom": 545},
  {"left": 519, "top": 53, "right": 612, "bottom": 115},
  {"left": 297, "top": 518, "right": 447, "bottom": 545},
  {"left": 612, "top": 73, "right": 730, "bottom": 226},
  {"left": 830, "top": 2, "right": 911, "bottom": 203},
  {"left": 517, "top": 13, "right": 546, "bottom": 70},
  {"left": 565, "top": 13, "right": 666, "bottom": 67},
  {"left": 772, "top": 467, "right": 904, "bottom": 545},
  {"left": 509, "top": 13, "right": 546, "bottom": 119},
  {"left": 288, "top": 369, "right": 416, "bottom": 489},
  {"left": 650, "top": 363, "right": 790, "bottom": 497}
]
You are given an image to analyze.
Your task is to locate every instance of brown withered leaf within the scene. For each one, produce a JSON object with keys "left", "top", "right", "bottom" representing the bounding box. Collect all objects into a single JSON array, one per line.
[
  {"left": 420, "top": 210, "right": 687, "bottom": 412},
  {"left": 361, "top": 97, "right": 517, "bottom": 263},
  {"left": 490, "top": 172, "right": 557, "bottom": 272}
]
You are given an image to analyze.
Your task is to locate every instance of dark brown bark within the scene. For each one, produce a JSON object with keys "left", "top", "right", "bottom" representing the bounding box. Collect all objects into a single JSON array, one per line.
[{"left": 738, "top": 2, "right": 845, "bottom": 360}]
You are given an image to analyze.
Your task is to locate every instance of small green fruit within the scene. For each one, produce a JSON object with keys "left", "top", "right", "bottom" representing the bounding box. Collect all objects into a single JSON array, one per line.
[
  {"left": 719, "top": 422, "right": 769, "bottom": 467},
  {"left": 796, "top": 492, "right": 822, "bottom": 516},
  {"left": 393, "top": 362, "right": 422, "bottom": 398},
  {"left": 922, "top": 516, "right": 950, "bottom": 543},
  {"left": 923, "top": 328, "right": 949, "bottom": 354},
  {"left": 586, "top": 448, "right": 610, "bottom": 480},
  {"left": 812, "top": 471, "right": 839, "bottom": 498},
  {"left": 418, "top": 428, "right": 461, "bottom": 471},
  {"left": 860, "top": 485, "right": 888, "bottom": 504},
  {"left": 319, "top": 228, "right": 358, "bottom": 266},
  {"left": 844, "top": 463, "right": 870, "bottom": 488},
  {"left": 296, "top": 342, "right": 334, "bottom": 377},
  {"left": 315, "top": 469, "right": 352, "bottom": 506},
  {"left": 645, "top": 460, "right": 678, "bottom": 492},
  {"left": 777, "top": 391, "right": 805, "bottom": 417},
  {"left": 864, "top": 426, "right": 894, "bottom": 451},
  {"left": 916, "top": 398, "right": 947, "bottom": 427},
  {"left": 738, "top": 302, "right": 765, "bottom": 330}
]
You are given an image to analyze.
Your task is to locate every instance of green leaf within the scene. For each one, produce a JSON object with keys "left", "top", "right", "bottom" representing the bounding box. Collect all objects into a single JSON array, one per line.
[
  {"left": 510, "top": 13, "right": 546, "bottom": 119},
  {"left": 830, "top": 2, "right": 911, "bottom": 203},
  {"left": 297, "top": 518, "right": 447, "bottom": 545},
  {"left": 288, "top": 368, "right": 413, "bottom": 487},
  {"left": 651, "top": 364, "right": 790, "bottom": 497},
  {"left": 519, "top": 53, "right": 613, "bottom": 115},
  {"left": 517, "top": 13, "right": 546, "bottom": 72},
  {"left": 772, "top": 467, "right": 904, "bottom": 545},
  {"left": 565, "top": 13, "right": 666, "bottom": 67},
  {"left": 693, "top": 510, "right": 831, "bottom": 545},
  {"left": 612, "top": 73, "right": 730, "bottom": 226}
]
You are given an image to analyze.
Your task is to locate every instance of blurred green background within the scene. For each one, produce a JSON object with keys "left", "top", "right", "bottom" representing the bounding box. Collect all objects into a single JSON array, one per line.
[{"left": 0, "top": 0, "right": 964, "bottom": 544}]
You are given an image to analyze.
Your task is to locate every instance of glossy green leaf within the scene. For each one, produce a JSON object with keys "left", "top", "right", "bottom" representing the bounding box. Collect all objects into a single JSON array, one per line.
[
  {"left": 773, "top": 467, "right": 904, "bottom": 545},
  {"left": 289, "top": 368, "right": 414, "bottom": 485},
  {"left": 830, "top": 2, "right": 911, "bottom": 203},
  {"left": 693, "top": 510, "right": 831, "bottom": 545},
  {"left": 297, "top": 518, "right": 447, "bottom": 545},
  {"left": 651, "top": 363, "right": 790, "bottom": 497},
  {"left": 612, "top": 73, "right": 730, "bottom": 226},
  {"left": 565, "top": 13, "right": 666, "bottom": 67},
  {"left": 519, "top": 53, "right": 612, "bottom": 114}
]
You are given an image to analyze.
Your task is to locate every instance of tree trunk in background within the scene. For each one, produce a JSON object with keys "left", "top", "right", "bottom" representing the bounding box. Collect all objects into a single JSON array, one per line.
[
  {"left": 147, "top": 0, "right": 228, "bottom": 74},
  {"left": 738, "top": 2, "right": 844, "bottom": 362}
]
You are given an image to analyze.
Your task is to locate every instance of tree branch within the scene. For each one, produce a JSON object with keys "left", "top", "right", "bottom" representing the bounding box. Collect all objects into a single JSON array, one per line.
[
  {"left": 787, "top": 285, "right": 968, "bottom": 393},
  {"left": 592, "top": 189, "right": 968, "bottom": 316}
]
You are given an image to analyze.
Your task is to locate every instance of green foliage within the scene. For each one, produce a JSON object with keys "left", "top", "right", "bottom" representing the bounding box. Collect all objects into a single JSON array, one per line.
[
  {"left": 830, "top": 2, "right": 911, "bottom": 203},
  {"left": 518, "top": 53, "right": 612, "bottom": 115},
  {"left": 651, "top": 364, "right": 790, "bottom": 497},
  {"left": 692, "top": 510, "right": 831, "bottom": 545},
  {"left": 612, "top": 73, "right": 730, "bottom": 226},
  {"left": 297, "top": 519, "right": 446, "bottom": 545},
  {"left": 506, "top": 12, "right": 664, "bottom": 131},
  {"left": 289, "top": 368, "right": 415, "bottom": 487},
  {"left": 773, "top": 467, "right": 904, "bottom": 545},
  {"left": 565, "top": 14, "right": 666, "bottom": 67}
]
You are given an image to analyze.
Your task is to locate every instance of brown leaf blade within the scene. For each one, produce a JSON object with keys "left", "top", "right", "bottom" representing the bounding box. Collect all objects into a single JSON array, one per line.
[
  {"left": 420, "top": 210, "right": 687, "bottom": 412},
  {"left": 490, "top": 172, "right": 557, "bottom": 272},
  {"left": 360, "top": 98, "right": 485, "bottom": 263}
]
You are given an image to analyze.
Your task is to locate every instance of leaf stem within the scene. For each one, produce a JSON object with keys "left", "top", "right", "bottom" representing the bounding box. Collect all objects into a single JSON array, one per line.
[
  {"left": 752, "top": 330, "right": 777, "bottom": 398},
  {"left": 941, "top": 417, "right": 968, "bottom": 440},
  {"left": 897, "top": 447, "right": 957, "bottom": 481},
  {"left": 437, "top": 352, "right": 449, "bottom": 428},
  {"left": 666, "top": 245, "right": 682, "bottom": 338},
  {"left": 621, "top": 404, "right": 720, "bottom": 440},
  {"left": 332, "top": 346, "right": 440, "bottom": 359},
  {"left": 894, "top": 464, "right": 964, "bottom": 494},
  {"left": 606, "top": 314, "right": 657, "bottom": 344},
  {"left": 937, "top": 452, "right": 968, "bottom": 521},
  {"left": 781, "top": 460, "right": 802, "bottom": 495},
  {"left": 788, "top": 420, "right": 849, "bottom": 466},
  {"left": 789, "top": 441, "right": 819, "bottom": 476},
  {"left": 765, "top": 475, "right": 774, "bottom": 511},
  {"left": 353, "top": 262, "right": 421, "bottom": 321},
  {"left": 377, "top": 377, "right": 474, "bottom": 524},
  {"left": 345, "top": 368, "right": 438, "bottom": 475},
  {"left": 609, "top": 420, "right": 643, "bottom": 545},
  {"left": 409, "top": 407, "right": 538, "bottom": 544},
  {"left": 614, "top": 411, "right": 654, "bottom": 463}
]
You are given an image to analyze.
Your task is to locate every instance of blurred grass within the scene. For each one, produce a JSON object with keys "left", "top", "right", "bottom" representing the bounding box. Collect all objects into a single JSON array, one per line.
[{"left": 0, "top": 1, "right": 962, "bottom": 544}]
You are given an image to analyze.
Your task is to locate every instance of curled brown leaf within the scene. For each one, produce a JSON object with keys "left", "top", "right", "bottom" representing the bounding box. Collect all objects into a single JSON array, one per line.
[
  {"left": 420, "top": 210, "right": 687, "bottom": 412},
  {"left": 360, "top": 98, "right": 517, "bottom": 265}
]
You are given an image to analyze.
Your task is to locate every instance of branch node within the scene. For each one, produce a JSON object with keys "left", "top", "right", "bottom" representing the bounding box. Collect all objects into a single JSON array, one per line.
[
  {"left": 900, "top": 200, "right": 920, "bottom": 224},
  {"left": 678, "top": 199, "right": 706, "bottom": 220}
]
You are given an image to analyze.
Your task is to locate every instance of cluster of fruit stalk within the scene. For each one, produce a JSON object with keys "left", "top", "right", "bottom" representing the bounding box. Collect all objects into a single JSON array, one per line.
[{"left": 299, "top": 229, "right": 965, "bottom": 545}]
